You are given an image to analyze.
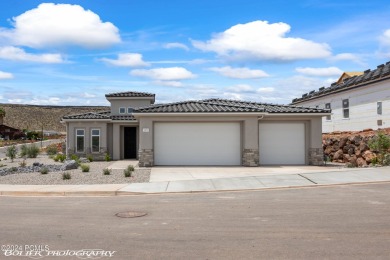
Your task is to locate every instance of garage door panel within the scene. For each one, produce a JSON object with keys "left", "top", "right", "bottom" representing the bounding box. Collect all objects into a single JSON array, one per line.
[
  {"left": 154, "top": 123, "right": 241, "bottom": 165},
  {"left": 259, "top": 122, "right": 305, "bottom": 165}
]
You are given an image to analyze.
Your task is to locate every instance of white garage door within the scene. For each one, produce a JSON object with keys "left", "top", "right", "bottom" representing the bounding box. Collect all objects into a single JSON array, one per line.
[
  {"left": 154, "top": 122, "right": 241, "bottom": 165},
  {"left": 259, "top": 122, "right": 305, "bottom": 165}
]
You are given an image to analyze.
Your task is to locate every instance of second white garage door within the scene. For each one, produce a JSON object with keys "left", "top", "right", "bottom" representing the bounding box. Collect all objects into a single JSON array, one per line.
[
  {"left": 259, "top": 122, "right": 306, "bottom": 165},
  {"left": 154, "top": 122, "right": 241, "bottom": 166}
]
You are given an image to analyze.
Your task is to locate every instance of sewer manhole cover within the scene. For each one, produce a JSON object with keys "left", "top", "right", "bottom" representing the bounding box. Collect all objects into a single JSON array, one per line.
[{"left": 115, "top": 211, "right": 147, "bottom": 218}]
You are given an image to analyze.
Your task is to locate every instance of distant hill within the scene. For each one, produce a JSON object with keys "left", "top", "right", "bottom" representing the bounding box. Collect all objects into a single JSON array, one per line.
[{"left": 0, "top": 104, "right": 109, "bottom": 133}]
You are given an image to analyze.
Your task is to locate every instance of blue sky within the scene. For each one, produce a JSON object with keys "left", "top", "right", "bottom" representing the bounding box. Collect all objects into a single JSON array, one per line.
[{"left": 0, "top": 0, "right": 390, "bottom": 106}]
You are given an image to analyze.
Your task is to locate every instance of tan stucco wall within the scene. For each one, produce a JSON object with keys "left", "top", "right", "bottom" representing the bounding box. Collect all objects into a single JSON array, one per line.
[
  {"left": 109, "top": 99, "right": 153, "bottom": 115},
  {"left": 137, "top": 114, "right": 323, "bottom": 165},
  {"left": 111, "top": 122, "right": 138, "bottom": 160},
  {"left": 66, "top": 121, "right": 108, "bottom": 155}
]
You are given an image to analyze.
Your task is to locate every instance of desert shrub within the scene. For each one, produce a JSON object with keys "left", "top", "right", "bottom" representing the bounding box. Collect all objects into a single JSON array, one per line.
[
  {"left": 40, "top": 167, "right": 49, "bottom": 174},
  {"left": 368, "top": 132, "right": 390, "bottom": 165},
  {"left": 70, "top": 154, "right": 79, "bottom": 160},
  {"left": 383, "top": 154, "right": 390, "bottom": 166},
  {"left": 127, "top": 165, "right": 135, "bottom": 172},
  {"left": 10, "top": 167, "right": 18, "bottom": 172},
  {"left": 124, "top": 165, "right": 135, "bottom": 178},
  {"left": 46, "top": 144, "right": 58, "bottom": 155},
  {"left": 87, "top": 155, "right": 93, "bottom": 162},
  {"left": 103, "top": 168, "right": 111, "bottom": 175},
  {"left": 21, "top": 144, "right": 40, "bottom": 158},
  {"left": 62, "top": 172, "right": 71, "bottom": 180},
  {"left": 54, "top": 154, "right": 66, "bottom": 162},
  {"left": 6, "top": 145, "right": 17, "bottom": 162},
  {"left": 19, "top": 159, "right": 27, "bottom": 167},
  {"left": 105, "top": 153, "right": 111, "bottom": 162},
  {"left": 80, "top": 164, "right": 90, "bottom": 172}
]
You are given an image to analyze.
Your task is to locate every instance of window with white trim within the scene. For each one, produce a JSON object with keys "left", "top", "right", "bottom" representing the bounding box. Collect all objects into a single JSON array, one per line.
[
  {"left": 127, "top": 107, "right": 133, "bottom": 114},
  {"left": 119, "top": 107, "right": 126, "bottom": 114},
  {"left": 325, "top": 103, "right": 331, "bottom": 120},
  {"left": 76, "top": 129, "right": 85, "bottom": 153},
  {"left": 377, "top": 102, "right": 382, "bottom": 115},
  {"left": 342, "top": 99, "right": 349, "bottom": 118},
  {"left": 91, "top": 129, "right": 100, "bottom": 153}
]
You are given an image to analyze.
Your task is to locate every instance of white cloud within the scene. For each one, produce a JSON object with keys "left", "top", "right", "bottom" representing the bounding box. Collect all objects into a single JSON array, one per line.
[
  {"left": 209, "top": 66, "right": 269, "bottom": 79},
  {"left": 192, "top": 20, "right": 331, "bottom": 61},
  {"left": 381, "top": 29, "right": 390, "bottom": 46},
  {"left": 0, "top": 46, "right": 64, "bottom": 63},
  {"left": 0, "top": 3, "right": 120, "bottom": 49},
  {"left": 154, "top": 80, "right": 184, "bottom": 87},
  {"left": 164, "top": 42, "right": 190, "bottom": 51},
  {"left": 130, "top": 67, "right": 196, "bottom": 81},
  {"left": 257, "top": 87, "right": 274, "bottom": 93},
  {"left": 295, "top": 66, "right": 343, "bottom": 77},
  {"left": 82, "top": 92, "right": 96, "bottom": 98},
  {"left": 226, "top": 84, "right": 256, "bottom": 93},
  {"left": 101, "top": 53, "right": 150, "bottom": 67},
  {"left": 329, "top": 53, "right": 365, "bottom": 65},
  {"left": 0, "top": 71, "right": 13, "bottom": 79}
]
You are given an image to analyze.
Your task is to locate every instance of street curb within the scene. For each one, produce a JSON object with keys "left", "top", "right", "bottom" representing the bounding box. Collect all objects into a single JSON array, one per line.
[{"left": 1, "top": 180, "right": 390, "bottom": 197}]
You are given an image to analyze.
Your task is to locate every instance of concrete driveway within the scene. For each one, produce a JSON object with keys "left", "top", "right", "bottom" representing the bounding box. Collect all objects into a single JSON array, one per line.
[{"left": 150, "top": 164, "right": 348, "bottom": 182}]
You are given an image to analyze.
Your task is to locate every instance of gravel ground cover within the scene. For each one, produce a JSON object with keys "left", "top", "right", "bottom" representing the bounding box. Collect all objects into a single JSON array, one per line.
[{"left": 0, "top": 155, "right": 150, "bottom": 185}]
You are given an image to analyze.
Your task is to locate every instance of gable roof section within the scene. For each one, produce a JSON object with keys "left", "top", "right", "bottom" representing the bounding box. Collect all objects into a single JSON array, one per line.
[
  {"left": 105, "top": 91, "right": 155, "bottom": 98},
  {"left": 133, "top": 99, "right": 329, "bottom": 113},
  {"left": 62, "top": 111, "right": 111, "bottom": 120},
  {"left": 292, "top": 61, "right": 390, "bottom": 104}
]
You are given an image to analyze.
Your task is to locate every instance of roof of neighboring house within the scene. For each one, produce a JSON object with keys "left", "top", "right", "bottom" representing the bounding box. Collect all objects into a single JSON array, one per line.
[
  {"left": 105, "top": 91, "right": 155, "bottom": 98},
  {"left": 291, "top": 61, "right": 390, "bottom": 105},
  {"left": 133, "top": 98, "right": 329, "bottom": 113},
  {"left": 0, "top": 124, "right": 22, "bottom": 131},
  {"left": 336, "top": 71, "right": 364, "bottom": 84}
]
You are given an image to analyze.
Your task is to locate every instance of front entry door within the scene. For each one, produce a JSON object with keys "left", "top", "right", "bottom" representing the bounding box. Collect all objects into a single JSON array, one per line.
[{"left": 124, "top": 127, "right": 137, "bottom": 159}]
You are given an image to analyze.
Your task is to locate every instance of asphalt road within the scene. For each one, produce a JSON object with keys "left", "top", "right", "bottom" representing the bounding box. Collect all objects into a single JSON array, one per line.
[
  {"left": 1, "top": 183, "right": 390, "bottom": 259},
  {"left": 0, "top": 139, "right": 63, "bottom": 158}
]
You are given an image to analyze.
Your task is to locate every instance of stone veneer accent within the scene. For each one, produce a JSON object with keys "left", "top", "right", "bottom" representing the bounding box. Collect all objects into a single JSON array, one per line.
[
  {"left": 242, "top": 149, "right": 259, "bottom": 167},
  {"left": 309, "top": 148, "right": 324, "bottom": 166},
  {"left": 139, "top": 149, "right": 154, "bottom": 167}
]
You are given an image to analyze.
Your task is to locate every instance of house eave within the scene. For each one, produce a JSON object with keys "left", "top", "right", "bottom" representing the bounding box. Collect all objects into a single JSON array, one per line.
[{"left": 132, "top": 112, "right": 269, "bottom": 117}]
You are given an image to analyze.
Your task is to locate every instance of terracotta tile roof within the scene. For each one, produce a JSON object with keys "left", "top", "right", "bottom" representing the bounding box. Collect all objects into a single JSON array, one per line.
[
  {"left": 292, "top": 61, "right": 390, "bottom": 104},
  {"left": 105, "top": 91, "right": 155, "bottom": 98},
  {"left": 133, "top": 99, "right": 329, "bottom": 113}
]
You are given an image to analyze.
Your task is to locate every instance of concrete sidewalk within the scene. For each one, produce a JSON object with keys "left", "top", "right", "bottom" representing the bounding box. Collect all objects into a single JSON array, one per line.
[{"left": 0, "top": 167, "right": 389, "bottom": 196}]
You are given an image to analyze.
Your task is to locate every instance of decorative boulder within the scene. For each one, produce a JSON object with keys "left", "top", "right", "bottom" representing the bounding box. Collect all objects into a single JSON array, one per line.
[
  {"left": 61, "top": 160, "right": 78, "bottom": 171},
  {"left": 33, "top": 162, "right": 43, "bottom": 167},
  {"left": 79, "top": 157, "right": 90, "bottom": 163},
  {"left": 357, "top": 157, "right": 368, "bottom": 167},
  {"left": 333, "top": 149, "right": 344, "bottom": 160},
  {"left": 362, "top": 151, "right": 376, "bottom": 163}
]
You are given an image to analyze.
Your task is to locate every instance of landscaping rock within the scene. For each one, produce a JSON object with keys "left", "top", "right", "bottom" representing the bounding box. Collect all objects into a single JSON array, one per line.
[
  {"left": 357, "top": 157, "right": 368, "bottom": 167},
  {"left": 79, "top": 157, "right": 90, "bottom": 163},
  {"left": 61, "top": 160, "right": 78, "bottom": 171},
  {"left": 333, "top": 149, "right": 344, "bottom": 160},
  {"left": 362, "top": 151, "right": 376, "bottom": 163}
]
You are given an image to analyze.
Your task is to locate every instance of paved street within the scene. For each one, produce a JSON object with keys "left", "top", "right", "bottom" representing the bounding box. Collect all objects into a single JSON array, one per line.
[
  {"left": 0, "top": 139, "right": 63, "bottom": 158},
  {"left": 1, "top": 183, "right": 390, "bottom": 259}
]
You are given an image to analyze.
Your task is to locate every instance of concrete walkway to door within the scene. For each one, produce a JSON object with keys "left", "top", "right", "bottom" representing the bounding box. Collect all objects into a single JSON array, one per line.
[{"left": 149, "top": 164, "right": 349, "bottom": 182}]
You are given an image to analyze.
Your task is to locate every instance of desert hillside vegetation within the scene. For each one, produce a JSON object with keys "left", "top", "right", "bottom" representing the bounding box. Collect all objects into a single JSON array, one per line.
[{"left": 0, "top": 103, "right": 109, "bottom": 133}]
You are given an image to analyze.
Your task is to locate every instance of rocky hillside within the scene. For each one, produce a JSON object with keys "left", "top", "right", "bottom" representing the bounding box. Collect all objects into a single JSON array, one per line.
[
  {"left": 323, "top": 128, "right": 390, "bottom": 167},
  {"left": 0, "top": 104, "right": 109, "bottom": 133}
]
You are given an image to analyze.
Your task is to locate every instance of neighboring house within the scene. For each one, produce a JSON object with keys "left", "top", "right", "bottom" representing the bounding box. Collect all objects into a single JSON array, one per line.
[
  {"left": 61, "top": 91, "right": 330, "bottom": 166},
  {"left": 291, "top": 62, "right": 390, "bottom": 133},
  {"left": 0, "top": 124, "right": 24, "bottom": 140}
]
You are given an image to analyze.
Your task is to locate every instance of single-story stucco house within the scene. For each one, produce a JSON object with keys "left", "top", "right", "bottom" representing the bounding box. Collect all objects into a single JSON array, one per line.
[{"left": 61, "top": 91, "right": 330, "bottom": 167}]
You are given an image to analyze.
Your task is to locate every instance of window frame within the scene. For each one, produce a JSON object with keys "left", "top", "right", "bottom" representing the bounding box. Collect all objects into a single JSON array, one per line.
[
  {"left": 342, "top": 99, "right": 349, "bottom": 119},
  {"left": 91, "top": 129, "right": 100, "bottom": 153},
  {"left": 76, "top": 129, "right": 85, "bottom": 153},
  {"left": 119, "top": 107, "right": 126, "bottom": 114},
  {"left": 127, "top": 107, "right": 133, "bottom": 114},
  {"left": 325, "top": 103, "right": 331, "bottom": 121},
  {"left": 377, "top": 101, "right": 382, "bottom": 115}
]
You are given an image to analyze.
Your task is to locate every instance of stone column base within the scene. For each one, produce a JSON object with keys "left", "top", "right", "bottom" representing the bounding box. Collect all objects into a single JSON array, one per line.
[
  {"left": 309, "top": 148, "right": 324, "bottom": 166},
  {"left": 139, "top": 149, "right": 154, "bottom": 167},
  {"left": 242, "top": 149, "right": 259, "bottom": 167}
]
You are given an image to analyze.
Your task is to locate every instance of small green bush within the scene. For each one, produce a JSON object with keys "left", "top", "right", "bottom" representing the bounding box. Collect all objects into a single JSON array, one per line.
[
  {"left": 10, "top": 167, "right": 18, "bottom": 172},
  {"left": 127, "top": 165, "right": 135, "bottom": 172},
  {"left": 54, "top": 154, "right": 66, "bottom": 162},
  {"left": 103, "top": 168, "right": 111, "bottom": 175},
  {"left": 383, "top": 154, "right": 390, "bottom": 166},
  {"left": 46, "top": 145, "right": 58, "bottom": 155},
  {"left": 6, "top": 145, "right": 17, "bottom": 162},
  {"left": 62, "top": 172, "right": 71, "bottom": 180},
  {"left": 21, "top": 144, "right": 40, "bottom": 158},
  {"left": 19, "top": 159, "right": 27, "bottom": 167},
  {"left": 80, "top": 164, "right": 90, "bottom": 172},
  {"left": 368, "top": 132, "right": 390, "bottom": 165},
  {"left": 20, "top": 144, "right": 28, "bottom": 157},
  {"left": 40, "top": 167, "right": 49, "bottom": 174},
  {"left": 105, "top": 153, "right": 111, "bottom": 162},
  {"left": 124, "top": 169, "right": 132, "bottom": 177},
  {"left": 87, "top": 155, "right": 93, "bottom": 162},
  {"left": 70, "top": 154, "right": 79, "bottom": 161}
]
